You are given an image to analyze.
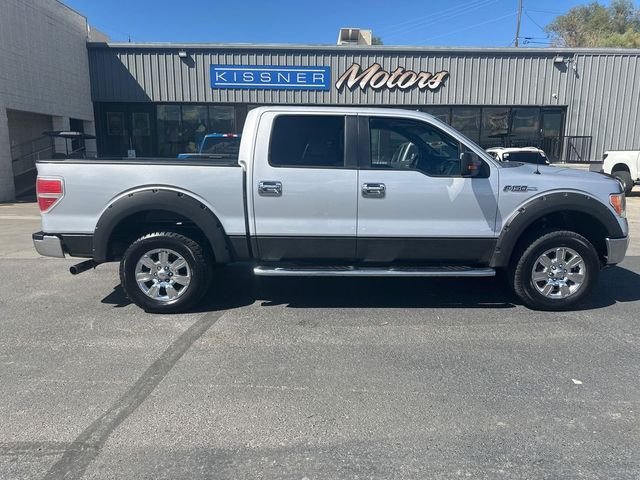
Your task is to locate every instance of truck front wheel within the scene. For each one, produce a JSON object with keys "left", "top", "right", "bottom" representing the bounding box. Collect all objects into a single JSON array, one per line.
[
  {"left": 510, "top": 230, "right": 600, "bottom": 310},
  {"left": 119, "top": 232, "right": 212, "bottom": 313}
]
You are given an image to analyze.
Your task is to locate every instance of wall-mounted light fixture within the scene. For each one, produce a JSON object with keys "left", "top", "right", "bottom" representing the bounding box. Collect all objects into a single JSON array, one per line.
[
  {"left": 553, "top": 55, "right": 565, "bottom": 64},
  {"left": 178, "top": 50, "right": 188, "bottom": 58}
]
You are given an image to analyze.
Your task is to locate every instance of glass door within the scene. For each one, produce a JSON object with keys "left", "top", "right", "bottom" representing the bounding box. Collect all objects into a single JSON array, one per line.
[
  {"left": 98, "top": 103, "right": 156, "bottom": 157},
  {"left": 128, "top": 106, "right": 155, "bottom": 157},
  {"left": 541, "top": 109, "right": 565, "bottom": 163}
]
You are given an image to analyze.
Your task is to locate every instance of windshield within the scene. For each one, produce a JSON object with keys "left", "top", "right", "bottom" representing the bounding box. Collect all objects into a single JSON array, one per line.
[{"left": 200, "top": 136, "right": 240, "bottom": 157}]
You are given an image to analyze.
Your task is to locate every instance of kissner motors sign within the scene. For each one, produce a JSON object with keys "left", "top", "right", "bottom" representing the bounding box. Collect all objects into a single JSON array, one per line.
[
  {"left": 336, "top": 63, "right": 449, "bottom": 92},
  {"left": 211, "top": 65, "right": 331, "bottom": 90},
  {"left": 210, "top": 63, "right": 448, "bottom": 92}
]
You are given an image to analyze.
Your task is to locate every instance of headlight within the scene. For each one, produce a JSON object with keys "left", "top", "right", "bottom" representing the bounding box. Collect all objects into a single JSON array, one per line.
[{"left": 609, "top": 193, "right": 626, "bottom": 218}]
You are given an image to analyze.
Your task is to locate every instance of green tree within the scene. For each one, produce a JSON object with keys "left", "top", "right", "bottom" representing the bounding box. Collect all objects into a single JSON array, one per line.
[
  {"left": 372, "top": 36, "right": 384, "bottom": 45},
  {"left": 546, "top": 0, "right": 640, "bottom": 47}
]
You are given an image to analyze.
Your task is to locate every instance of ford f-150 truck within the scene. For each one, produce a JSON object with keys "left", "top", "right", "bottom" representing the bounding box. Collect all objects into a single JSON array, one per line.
[{"left": 33, "top": 107, "right": 629, "bottom": 312}]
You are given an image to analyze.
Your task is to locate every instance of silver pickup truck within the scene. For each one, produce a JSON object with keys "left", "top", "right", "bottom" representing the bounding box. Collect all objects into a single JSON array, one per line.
[{"left": 33, "top": 106, "right": 629, "bottom": 312}]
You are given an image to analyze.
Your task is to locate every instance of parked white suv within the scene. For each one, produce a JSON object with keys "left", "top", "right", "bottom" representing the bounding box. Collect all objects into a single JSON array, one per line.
[
  {"left": 602, "top": 150, "right": 639, "bottom": 195},
  {"left": 486, "top": 147, "right": 550, "bottom": 166}
]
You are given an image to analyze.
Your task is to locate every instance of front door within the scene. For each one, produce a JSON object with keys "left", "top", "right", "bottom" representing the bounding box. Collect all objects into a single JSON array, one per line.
[
  {"left": 129, "top": 108, "right": 154, "bottom": 157},
  {"left": 356, "top": 115, "right": 499, "bottom": 264},
  {"left": 540, "top": 109, "right": 564, "bottom": 162},
  {"left": 252, "top": 112, "right": 358, "bottom": 261}
]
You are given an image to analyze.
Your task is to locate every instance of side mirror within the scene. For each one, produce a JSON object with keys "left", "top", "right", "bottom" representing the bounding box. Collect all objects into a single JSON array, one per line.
[{"left": 460, "top": 151, "right": 484, "bottom": 178}]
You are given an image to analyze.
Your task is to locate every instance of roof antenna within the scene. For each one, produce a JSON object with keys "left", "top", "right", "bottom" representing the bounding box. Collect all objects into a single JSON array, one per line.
[{"left": 534, "top": 131, "right": 542, "bottom": 175}]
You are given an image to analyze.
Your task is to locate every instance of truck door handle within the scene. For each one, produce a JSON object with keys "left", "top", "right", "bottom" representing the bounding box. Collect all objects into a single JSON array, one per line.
[
  {"left": 258, "top": 181, "right": 282, "bottom": 197},
  {"left": 362, "top": 183, "right": 386, "bottom": 198}
]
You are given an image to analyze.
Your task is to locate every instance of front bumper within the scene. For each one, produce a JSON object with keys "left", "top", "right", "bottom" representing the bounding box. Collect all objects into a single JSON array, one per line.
[
  {"left": 606, "top": 236, "right": 629, "bottom": 265},
  {"left": 32, "top": 232, "right": 65, "bottom": 258}
]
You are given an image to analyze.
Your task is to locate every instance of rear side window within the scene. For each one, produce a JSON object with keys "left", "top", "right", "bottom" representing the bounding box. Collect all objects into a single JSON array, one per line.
[{"left": 270, "top": 115, "right": 345, "bottom": 168}]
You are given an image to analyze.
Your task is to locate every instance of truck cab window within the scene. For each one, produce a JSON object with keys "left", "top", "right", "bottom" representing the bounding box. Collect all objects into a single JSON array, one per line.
[
  {"left": 270, "top": 115, "right": 345, "bottom": 168},
  {"left": 369, "top": 117, "right": 463, "bottom": 177}
]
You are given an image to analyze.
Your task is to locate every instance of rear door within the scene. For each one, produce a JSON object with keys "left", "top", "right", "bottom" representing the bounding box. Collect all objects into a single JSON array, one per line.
[
  {"left": 252, "top": 112, "right": 358, "bottom": 261},
  {"left": 356, "top": 115, "right": 500, "bottom": 264}
]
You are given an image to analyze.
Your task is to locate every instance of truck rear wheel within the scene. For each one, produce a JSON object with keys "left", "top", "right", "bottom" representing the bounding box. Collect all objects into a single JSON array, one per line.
[
  {"left": 119, "top": 232, "right": 212, "bottom": 313},
  {"left": 510, "top": 230, "right": 600, "bottom": 311},
  {"left": 613, "top": 170, "right": 634, "bottom": 195}
]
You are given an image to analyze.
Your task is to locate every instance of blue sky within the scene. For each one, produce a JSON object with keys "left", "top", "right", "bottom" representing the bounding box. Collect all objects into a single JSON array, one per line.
[{"left": 65, "top": 0, "right": 621, "bottom": 47}]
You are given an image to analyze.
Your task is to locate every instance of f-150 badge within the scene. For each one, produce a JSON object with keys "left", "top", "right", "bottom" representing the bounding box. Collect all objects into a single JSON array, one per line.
[{"left": 503, "top": 185, "right": 538, "bottom": 192}]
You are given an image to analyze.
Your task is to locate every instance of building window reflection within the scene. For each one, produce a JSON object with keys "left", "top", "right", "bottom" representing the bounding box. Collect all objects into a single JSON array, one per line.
[
  {"left": 98, "top": 103, "right": 564, "bottom": 159},
  {"left": 155, "top": 104, "right": 238, "bottom": 156},
  {"left": 481, "top": 107, "right": 510, "bottom": 146},
  {"left": 156, "top": 105, "right": 181, "bottom": 157},
  {"left": 451, "top": 107, "right": 481, "bottom": 143}
]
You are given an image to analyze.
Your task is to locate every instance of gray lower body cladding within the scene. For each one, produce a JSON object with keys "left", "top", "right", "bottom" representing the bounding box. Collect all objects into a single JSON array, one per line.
[{"left": 32, "top": 232, "right": 93, "bottom": 258}]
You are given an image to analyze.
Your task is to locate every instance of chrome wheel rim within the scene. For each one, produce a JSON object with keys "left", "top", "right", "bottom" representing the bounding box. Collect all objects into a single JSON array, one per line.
[
  {"left": 134, "top": 248, "right": 191, "bottom": 302},
  {"left": 531, "top": 247, "right": 586, "bottom": 299}
]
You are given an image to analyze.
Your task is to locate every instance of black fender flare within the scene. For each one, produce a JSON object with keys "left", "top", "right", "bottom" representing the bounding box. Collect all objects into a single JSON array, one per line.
[
  {"left": 92, "top": 188, "right": 231, "bottom": 263},
  {"left": 490, "top": 191, "right": 624, "bottom": 268}
]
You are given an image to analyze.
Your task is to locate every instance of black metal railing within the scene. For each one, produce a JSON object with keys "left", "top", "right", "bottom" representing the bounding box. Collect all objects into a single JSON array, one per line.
[
  {"left": 562, "top": 136, "right": 593, "bottom": 163},
  {"left": 10, "top": 136, "right": 55, "bottom": 177}
]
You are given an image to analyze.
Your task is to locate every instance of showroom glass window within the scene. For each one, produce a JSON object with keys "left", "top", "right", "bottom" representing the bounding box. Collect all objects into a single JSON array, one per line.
[
  {"left": 422, "top": 106, "right": 451, "bottom": 125},
  {"left": 181, "top": 105, "right": 208, "bottom": 153},
  {"left": 269, "top": 115, "right": 345, "bottom": 168},
  {"left": 209, "top": 106, "right": 236, "bottom": 133},
  {"left": 451, "top": 107, "right": 481, "bottom": 143},
  {"left": 480, "top": 107, "right": 510, "bottom": 148},
  {"left": 369, "top": 117, "right": 463, "bottom": 176},
  {"left": 511, "top": 108, "right": 540, "bottom": 144},
  {"left": 157, "top": 105, "right": 182, "bottom": 156},
  {"left": 156, "top": 105, "right": 238, "bottom": 156}
]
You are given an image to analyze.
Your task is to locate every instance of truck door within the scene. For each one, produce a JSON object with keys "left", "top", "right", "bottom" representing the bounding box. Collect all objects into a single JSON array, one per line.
[
  {"left": 356, "top": 115, "right": 499, "bottom": 264},
  {"left": 251, "top": 113, "right": 358, "bottom": 261}
]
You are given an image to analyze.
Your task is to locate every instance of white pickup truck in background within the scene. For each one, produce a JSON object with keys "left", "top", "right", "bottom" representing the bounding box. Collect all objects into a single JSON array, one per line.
[
  {"left": 32, "top": 107, "right": 629, "bottom": 313},
  {"left": 602, "top": 150, "right": 640, "bottom": 195}
]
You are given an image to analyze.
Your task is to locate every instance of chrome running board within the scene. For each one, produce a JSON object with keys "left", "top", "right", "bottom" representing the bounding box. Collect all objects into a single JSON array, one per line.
[{"left": 253, "top": 265, "right": 496, "bottom": 277}]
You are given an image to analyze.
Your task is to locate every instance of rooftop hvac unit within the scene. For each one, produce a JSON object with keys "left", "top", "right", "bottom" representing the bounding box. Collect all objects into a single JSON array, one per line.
[{"left": 337, "top": 28, "right": 372, "bottom": 46}]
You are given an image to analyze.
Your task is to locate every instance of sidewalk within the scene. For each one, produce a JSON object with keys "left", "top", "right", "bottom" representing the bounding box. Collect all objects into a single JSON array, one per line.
[{"left": 0, "top": 202, "right": 42, "bottom": 259}]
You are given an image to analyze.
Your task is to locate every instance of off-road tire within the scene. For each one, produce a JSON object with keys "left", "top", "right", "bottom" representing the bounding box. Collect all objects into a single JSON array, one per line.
[
  {"left": 119, "top": 231, "right": 212, "bottom": 313},
  {"left": 510, "top": 230, "right": 600, "bottom": 311}
]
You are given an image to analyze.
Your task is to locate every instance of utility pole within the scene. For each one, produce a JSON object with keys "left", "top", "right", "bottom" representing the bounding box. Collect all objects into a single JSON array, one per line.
[{"left": 514, "top": 0, "right": 523, "bottom": 47}]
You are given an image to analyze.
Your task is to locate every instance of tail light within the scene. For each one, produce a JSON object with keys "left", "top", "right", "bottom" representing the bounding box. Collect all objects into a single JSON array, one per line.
[{"left": 36, "top": 177, "right": 64, "bottom": 213}]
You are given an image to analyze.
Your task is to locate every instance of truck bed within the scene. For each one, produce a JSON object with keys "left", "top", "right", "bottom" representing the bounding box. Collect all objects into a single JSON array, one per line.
[{"left": 36, "top": 158, "right": 246, "bottom": 237}]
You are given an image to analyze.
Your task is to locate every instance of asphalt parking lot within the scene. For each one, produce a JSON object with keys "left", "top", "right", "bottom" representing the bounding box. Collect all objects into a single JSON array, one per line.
[{"left": 1, "top": 194, "right": 640, "bottom": 479}]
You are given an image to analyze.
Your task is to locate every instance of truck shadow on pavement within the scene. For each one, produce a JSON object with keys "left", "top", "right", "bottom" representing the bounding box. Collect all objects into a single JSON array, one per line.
[{"left": 102, "top": 261, "right": 640, "bottom": 312}]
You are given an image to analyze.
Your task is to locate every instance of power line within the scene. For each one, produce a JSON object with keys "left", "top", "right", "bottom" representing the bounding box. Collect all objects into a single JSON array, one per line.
[
  {"left": 416, "top": 11, "right": 518, "bottom": 44},
  {"left": 378, "top": 0, "right": 496, "bottom": 37},
  {"left": 525, "top": 10, "right": 549, "bottom": 34},
  {"left": 525, "top": 8, "right": 563, "bottom": 14},
  {"left": 384, "top": 0, "right": 500, "bottom": 41},
  {"left": 377, "top": 0, "right": 490, "bottom": 33}
]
